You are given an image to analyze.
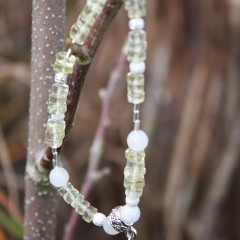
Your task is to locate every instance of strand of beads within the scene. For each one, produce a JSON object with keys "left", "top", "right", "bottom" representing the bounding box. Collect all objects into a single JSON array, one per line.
[{"left": 102, "top": 0, "right": 148, "bottom": 235}]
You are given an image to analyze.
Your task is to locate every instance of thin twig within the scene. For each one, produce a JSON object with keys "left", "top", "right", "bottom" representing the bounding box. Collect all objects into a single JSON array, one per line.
[{"left": 62, "top": 44, "right": 127, "bottom": 240}]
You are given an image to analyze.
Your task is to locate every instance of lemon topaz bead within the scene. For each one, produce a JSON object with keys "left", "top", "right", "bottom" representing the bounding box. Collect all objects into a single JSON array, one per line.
[
  {"left": 127, "top": 72, "right": 145, "bottom": 104},
  {"left": 124, "top": 0, "right": 146, "bottom": 19},
  {"left": 53, "top": 52, "right": 76, "bottom": 75},
  {"left": 48, "top": 83, "right": 69, "bottom": 115},
  {"left": 128, "top": 30, "right": 147, "bottom": 62},
  {"left": 45, "top": 119, "right": 66, "bottom": 148},
  {"left": 124, "top": 148, "right": 146, "bottom": 198}
]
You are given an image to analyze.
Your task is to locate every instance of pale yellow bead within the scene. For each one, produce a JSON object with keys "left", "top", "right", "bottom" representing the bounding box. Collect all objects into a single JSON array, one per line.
[
  {"left": 48, "top": 94, "right": 67, "bottom": 115},
  {"left": 45, "top": 119, "right": 65, "bottom": 148},
  {"left": 127, "top": 72, "right": 145, "bottom": 104},
  {"left": 124, "top": 0, "right": 146, "bottom": 19},
  {"left": 53, "top": 52, "right": 76, "bottom": 75},
  {"left": 70, "top": 23, "right": 90, "bottom": 45},
  {"left": 128, "top": 30, "right": 147, "bottom": 62},
  {"left": 82, "top": 206, "right": 98, "bottom": 223}
]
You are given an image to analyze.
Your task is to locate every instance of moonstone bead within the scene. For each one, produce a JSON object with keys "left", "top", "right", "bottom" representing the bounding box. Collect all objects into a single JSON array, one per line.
[
  {"left": 130, "top": 61, "right": 146, "bottom": 73},
  {"left": 93, "top": 213, "right": 106, "bottom": 226},
  {"left": 49, "top": 167, "right": 69, "bottom": 188},
  {"left": 54, "top": 73, "right": 67, "bottom": 83},
  {"left": 103, "top": 217, "right": 119, "bottom": 235},
  {"left": 120, "top": 205, "right": 140, "bottom": 225},
  {"left": 127, "top": 130, "right": 148, "bottom": 151}
]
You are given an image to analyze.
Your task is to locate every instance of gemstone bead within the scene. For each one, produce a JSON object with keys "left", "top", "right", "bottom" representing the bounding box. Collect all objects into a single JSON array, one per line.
[
  {"left": 58, "top": 182, "right": 98, "bottom": 223},
  {"left": 103, "top": 217, "right": 119, "bottom": 235},
  {"left": 120, "top": 205, "right": 140, "bottom": 224},
  {"left": 129, "top": 18, "right": 145, "bottom": 30},
  {"left": 127, "top": 72, "right": 145, "bottom": 104},
  {"left": 124, "top": 148, "right": 146, "bottom": 198},
  {"left": 53, "top": 52, "right": 76, "bottom": 74},
  {"left": 93, "top": 213, "right": 106, "bottom": 226},
  {"left": 54, "top": 73, "right": 67, "bottom": 83},
  {"left": 45, "top": 119, "right": 66, "bottom": 148},
  {"left": 127, "top": 30, "right": 147, "bottom": 62},
  {"left": 49, "top": 167, "right": 69, "bottom": 188},
  {"left": 127, "top": 130, "right": 148, "bottom": 151},
  {"left": 129, "top": 61, "right": 146, "bottom": 73},
  {"left": 124, "top": 0, "right": 146, "bottom": 19}
]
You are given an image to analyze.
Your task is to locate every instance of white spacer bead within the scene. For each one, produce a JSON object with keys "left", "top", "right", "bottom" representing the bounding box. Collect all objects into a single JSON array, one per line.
[
  {"left": 120, "top": 205, "right": 141, "bottom": 225},
  {"left": 51, "top": 114, "right": 65, "bottom": 121},
  {"left": 49, "top": 166, "right": 69, "bottom": 188},
  {"left": 125, "top": 197, "right": 140, "bottom": 207},
  {"left": 127, "top": 130, "right": 149, "bottom": 151},
  {"left": 93, "top": 213, "right": 106, "bottom": 227},
  {"left": 129, "top": 62, "right": 146, "bottom": 74},
  {"left": 103, "top": 217, "right": 119, "bottom": 235},
  {"left": 54, "top": 73, "right": 67, "bottom": 83},
  {"left": 129, "top": 18, "right": 145, "bottom": 30}
]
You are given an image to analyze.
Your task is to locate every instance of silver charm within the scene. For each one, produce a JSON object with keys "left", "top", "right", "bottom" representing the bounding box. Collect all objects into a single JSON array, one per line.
[{"left": 108, "top": 207, "right": 137, "bottom": 240}]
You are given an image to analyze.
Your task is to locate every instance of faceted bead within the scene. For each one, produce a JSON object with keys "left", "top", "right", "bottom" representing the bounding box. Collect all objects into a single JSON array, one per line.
[
  {"left": 49, "top": 167, "right": 69, "bottom": 188},
  {"left": 52, "top": 83, "right": 69, "bottom": 98},
  {"left": 127, "top": 72, "right": 145, "bottom": 104},
  {"left": 82, "top": 205, "right": 98, "bottom": 223},
  {"left": 45, "top": 119, "right": 66, "bottom": 148},
  {"left": 127, "top": 30, "right": 147, "bottom": 62},
  {"left": 124, "top": 0, "right": 146, "bottom": 19},
  {"left": 70, "top": 23, "right": 90, "bottom": 45},
  {"left": 125, "top": 188, "right": 143, "bottom": 198},
  {"left": 48, "top": 94, "right": 67, "bottom": 115},
  {"left": 53, "top": 52, "right": 76, "bottom": 74}
]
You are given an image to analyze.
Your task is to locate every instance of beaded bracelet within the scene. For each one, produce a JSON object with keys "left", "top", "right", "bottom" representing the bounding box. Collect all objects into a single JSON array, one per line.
[{"left": 44, "top": 0, "right": 148, "bottom": 239}]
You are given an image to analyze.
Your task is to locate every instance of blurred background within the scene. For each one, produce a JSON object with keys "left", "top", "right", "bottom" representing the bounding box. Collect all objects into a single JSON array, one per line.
[{"left": 1, "top": 0, "right": 240, "bottom": 239}]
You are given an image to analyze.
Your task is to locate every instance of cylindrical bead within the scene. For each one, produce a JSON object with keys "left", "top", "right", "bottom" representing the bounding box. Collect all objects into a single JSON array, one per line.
[
  {"left": 53, "top": 51, "right": 76, "bottom": 74},
  {"left": 58, "top": 182, "right": 98, "bottom": 223},
  {"left": 124, "top": 0, "right": 146, "bottom": 19},
  {"left": 124, "top": 149, "right": 146, "bottom": 198},
  {"left": 127, "top": 30, "right": 147, "bottom": 62},
  {"left": 127, "top": 72, "right": 145, "bottom": 104},
  {"left": 45, "top": 119, "right": 65, "bottom": 148}
]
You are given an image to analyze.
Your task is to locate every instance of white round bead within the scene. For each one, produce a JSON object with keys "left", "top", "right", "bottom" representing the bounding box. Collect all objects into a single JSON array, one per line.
[
  {"left": 49, "top": 167, "right": 69, "bottom": 188},
  {"left": 120, "top": 205, "right": 141, "bottom": 225},
  {"left": 127, "top": 130, "right": 149, "bottom": 151},
  {"left": 93, "top": 213, "right": 106, "bottom": 227},
  {"left": 54, "top": 73, "right": 67, "bottom": 83},
  {"left": 125, "top": 197, "right": 140, "bottom": 207},
  {"left": 129, "top": 62, "right": 146, "bottom": 74},
  {"left": 103, "top": 217, "right": 119, "bottom": 235},
  {"left": 129, "top": 18, "right": 145, "bottom": 30}
]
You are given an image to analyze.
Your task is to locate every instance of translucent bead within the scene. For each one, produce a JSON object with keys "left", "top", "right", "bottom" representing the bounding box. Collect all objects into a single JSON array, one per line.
[
  {"left": 75, "top": 199, "right": 90, "bottom": 215},
  {"left": 120, "top": 205, "right": 140, "bottom": 224},
  {"left": 127, "top": 72, "right": 145, "bottom": 104},
  {"left": 93, "top": 213, "right": 106, "bottom": 226},
  {"left": 127, "top": 130, "right": 148, "bottom": 151},
  {"left": 53, "top": 52, "right": 76, "bottom": 74},
  {"left": 54, "top": 73, "right": 67, "bottom": 83},
  {"left": 45, "top": 119, "right": 66, "bottom": 148},
  {"left": 127, "top": 30, "right": 147, "bottom": 62},
  {"left": 70, "top": 23, "right": 90, "bottom": 45},
  {"left": 124, "top": 0, "right": 146, "bottom": 19},
  {"left": 124, "top": 148, "right": 146, "bottom": 198},
  {"left": 51, "top": 83, "right": 69, "bottom": 98},
  {"left": 129, "top": 18, "right": 145, "bottom": 30},
  {"left": 103, "top": 217, "right": 119, "bottom": 235},
  {"left": 51, "top": 114, "right": 65, "bottom": 121},
  {"left": 130, "top": 61, "right": 146, "bottom": 74},
  {"left": 49, "top": 167, "right": 69, "bottom": 188},
  {"left": 82, "top": 205, "right": 98, "bottom": 223}
]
